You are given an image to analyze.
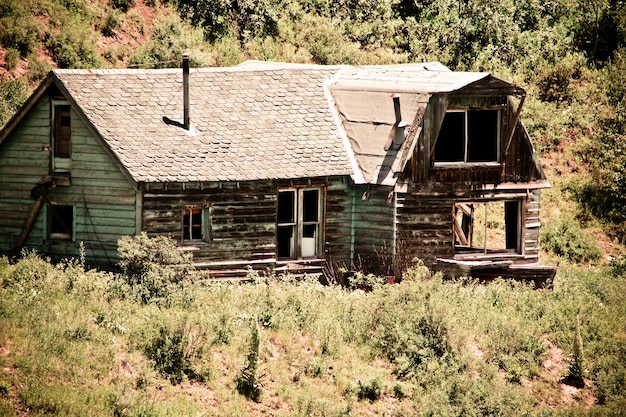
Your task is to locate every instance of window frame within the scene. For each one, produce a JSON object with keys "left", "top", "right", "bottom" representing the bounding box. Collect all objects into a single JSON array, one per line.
[
  {"left": 277, "top": 187, "right": 323, "bottom": 260},
  {"left": 434, "top": 108, "right": 502, "bottom": 166},
  {"left": 182, "top": 205, "right": 211, "bottom": 243},
  {"left": 46, "top": 203, "right": 75, "bottom": 241},
  {"left": 452, "top": 199, "right": 523, "bottom": 256},
  {"left": 51, "top": 100, "right": 71, "bottom": 173}
]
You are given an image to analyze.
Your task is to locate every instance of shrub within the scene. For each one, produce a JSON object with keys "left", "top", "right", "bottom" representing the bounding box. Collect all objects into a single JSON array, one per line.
[
  {"left": 116, "top": 233, "right": 195, "bottom": 305},
  {"left": 0, "top": 14, "right": 42, "bottom": 57},
  {"left": 356, "top": 378, "right": 382, "bottom": 402},
  {"left": 101, "top": 11, "right": 122, "bottom": 37},
  {"left": 0, "top": 77, "right": 28, "bottom": 127},
  {"left": 142, "top": 318, "right": 210, "bottom": 384},
  {"left": 4, "top": 47, "right": 19, "bottom": 70},
  {"left": 235, "top": 320, "right": 262, "bottom": 402},
  {"left": 45, "top": 21, "right": 103, "bottom": 69},
  {"left": 541, "top": 216, "right": 603, "bottom": 263},
  {"left": 111, "top": 0, "right": 134, "bottom": 12},
  {"left": 564, "top": 316, "right": 585, "bottom": 387}
]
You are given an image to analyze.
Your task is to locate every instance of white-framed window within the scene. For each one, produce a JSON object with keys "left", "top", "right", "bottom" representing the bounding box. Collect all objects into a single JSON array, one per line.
[
  {"left": 183, "top": 205, "right": 211, "bottom": 242},
  {"left": 47, "top": 203, "right": 74, "bottom": 241},
  {"left": 434, "top": 109, "right": 501, "bottom": 164},
  {"left": 277, "top": 188, "right": 322, "bottom": 259},
  {"left": 52, "top": 100, "right": 71, "bottom": 172}
]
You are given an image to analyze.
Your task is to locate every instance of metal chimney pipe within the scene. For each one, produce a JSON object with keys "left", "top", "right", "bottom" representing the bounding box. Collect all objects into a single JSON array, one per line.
[
  {"left": 183, "top": 53, "right": 190, "bottom": 130},
  {"left": 391, "top": 93, "right": 402, "bottom": 122}
]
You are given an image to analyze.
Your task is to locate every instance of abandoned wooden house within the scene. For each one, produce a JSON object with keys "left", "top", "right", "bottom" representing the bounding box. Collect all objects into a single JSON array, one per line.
[{"left": 0, "top": 56, "right": 556, "bottom": 283}]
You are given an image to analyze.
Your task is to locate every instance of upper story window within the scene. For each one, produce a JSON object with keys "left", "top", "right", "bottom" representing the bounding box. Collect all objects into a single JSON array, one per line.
[
  {"left": 277, "top": 188, "right": 322, "bottom": 259},
  {"left": 52, "top": 101, "right": 71, "bottom": 172},
  {"left": 434, "top": 109, "right": 500, "bottom": 165}
]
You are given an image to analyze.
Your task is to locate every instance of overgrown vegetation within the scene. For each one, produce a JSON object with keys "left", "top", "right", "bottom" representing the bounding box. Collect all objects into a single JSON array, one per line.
[{"left": 0, "top": 234, "right": 624, "bottom": 415}]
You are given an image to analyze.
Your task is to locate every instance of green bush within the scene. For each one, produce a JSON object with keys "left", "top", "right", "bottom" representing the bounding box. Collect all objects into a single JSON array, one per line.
[
  {"left": 356, "top": 378, "right": 382, "bottom": 402},
  {"left": 111, "top": 0, "right": 134, "bottom": 12},
  {"left": 541, "top": 216, "right": 603, "bottom": 263},
  {"left": 0, "top": 14, "right": 42, "bottom": 57},
  {"left": 4, "top": 48, "right": 19, "bottom": 70},
  {"left": 45, "top": 21, "right": 103, "bottom": 69},
  {"left": 116, "top": 233, "right": 195, "bottom": 305},
  {"left": 235, "top": 320, "right": 262, "bottom": 402},
  {"left": 142, "top": 320, "right": 209, "bottom": 384},
  {"left": 0, "top": 77, "right": 28, "bottom": 128}
]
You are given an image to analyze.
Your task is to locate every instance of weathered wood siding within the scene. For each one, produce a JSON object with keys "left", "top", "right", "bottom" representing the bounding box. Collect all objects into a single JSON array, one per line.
[
  {"left": 349, "top": 184, "right": 396, "bottom": 274},
  {"left": 142, "top": 176, "right": 353, "bottom": 272},
  {"left": 395, "top": 191, "right": 453, "bottom": 268},
  {"left": 395, "top": 187, "right": 542, "bottom": 270},
  {"left": 0, "top": 96, "right": 137, "bottom": 265},
  {"left": 409, "top": 94, "right": 544, "bottom": 186},
  {"left": 0, "top": 99, "right": 51, "bottom": 252}
]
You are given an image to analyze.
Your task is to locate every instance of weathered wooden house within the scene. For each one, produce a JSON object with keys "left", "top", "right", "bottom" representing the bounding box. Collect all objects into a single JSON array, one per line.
[{"left": 0, "top": 57, "right": 555, "bottom": 281}]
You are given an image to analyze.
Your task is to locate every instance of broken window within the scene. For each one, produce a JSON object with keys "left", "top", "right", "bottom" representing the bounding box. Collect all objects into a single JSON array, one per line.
[
  {"left": 48, "top": 204, "right": 74, "bottom": 240},
  {"left": 434, "top": 109, "right": 500, "bottom": 164},
  {"left": 277, "top": 188, "right": 322, "bottom": 259},
  {"left": 453, "top": 200, "right": 520, "bottom": 254},
  {"left": 52, "top": 102, "right": 71, "bottom": 172},
  {"left": 183, "top": 206, "right": 210, "bottom": 242}
]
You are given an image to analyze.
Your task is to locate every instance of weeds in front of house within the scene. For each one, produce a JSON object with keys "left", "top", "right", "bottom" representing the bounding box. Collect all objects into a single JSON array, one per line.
[{"left": 0, "top": 241, "right": 625, "bottom": 416}]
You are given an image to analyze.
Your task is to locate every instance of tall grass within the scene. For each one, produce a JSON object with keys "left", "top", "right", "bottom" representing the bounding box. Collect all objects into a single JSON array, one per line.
[{"left": 0, "top": 249, "right": 625, "bottom": 416}]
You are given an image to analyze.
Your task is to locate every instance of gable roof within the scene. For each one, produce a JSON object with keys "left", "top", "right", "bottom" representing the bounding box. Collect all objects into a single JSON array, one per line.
[{"left": 0, "top": 61, "right": 527, "bottom": 186}]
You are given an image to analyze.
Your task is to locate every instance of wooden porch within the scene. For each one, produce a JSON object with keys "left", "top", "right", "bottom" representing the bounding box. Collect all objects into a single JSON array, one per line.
[{"left": 435, "top": 257, "right": 556, "bottom": 288}]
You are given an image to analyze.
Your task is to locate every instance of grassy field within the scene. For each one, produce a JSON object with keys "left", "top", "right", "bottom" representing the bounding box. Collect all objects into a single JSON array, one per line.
[{"left": 0, "top": 247, "right": 625, "bottom": 416}]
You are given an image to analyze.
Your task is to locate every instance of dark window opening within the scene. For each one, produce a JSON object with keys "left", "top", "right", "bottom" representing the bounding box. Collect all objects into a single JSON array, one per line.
[
  {"left": 54, "top": 105, "right": 71, "bottom": 159},
  {"left": 277, "top": 225, "right": 293, "bottom": 258},
  {"left": 277, "top": 188, "right": 322, "bottom": 259},
  {"left": 467, "top": 110, "right": 499, "bottom": 162},
  {"left": 183, "top": 207, "right": 210, "bottom": 242},
  {"left": 434, "top": 109, "right": 500, "bottom": 164},
  {"left": 453, "top": 200, "right": 520, "bottom": 254},
  {"left": 434, "top": 112, "right": 465, "bottom": 162},
  {"left": 277, "top": 191, "right": 295, "bottom": 223},
  {"left": 48, "top": 204, "right": 73, "bottom": 240}
]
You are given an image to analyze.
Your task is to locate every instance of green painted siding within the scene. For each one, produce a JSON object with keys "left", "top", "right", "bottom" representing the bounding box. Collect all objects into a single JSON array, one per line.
[
  {"left": 0, "top": 96, "right": 136, "bottom": 265},
  {"left": 350, "top": 185, "right": 396, "bottom": 275}
]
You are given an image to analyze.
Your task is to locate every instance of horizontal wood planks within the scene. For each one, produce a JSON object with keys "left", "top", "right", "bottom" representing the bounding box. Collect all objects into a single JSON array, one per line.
[
  {"left": 142, "top": 177, "right": 353, "bottom": 275},
  {"left": 0, "top": 97, "right": 136, "bottom": 265}
]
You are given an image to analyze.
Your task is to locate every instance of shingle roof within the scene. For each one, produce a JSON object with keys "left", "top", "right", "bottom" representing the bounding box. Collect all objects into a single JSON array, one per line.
[
  {"left": 54, "top": 65, "right": 352, "bottom": 183},
  {"left": 40, "top": 61, "right": 523, "bottom": 185}
]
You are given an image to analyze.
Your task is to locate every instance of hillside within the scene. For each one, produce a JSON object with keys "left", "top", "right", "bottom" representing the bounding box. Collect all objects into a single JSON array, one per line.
[{"left": 0, "top": 248, "right": 625, "bottom": 416}]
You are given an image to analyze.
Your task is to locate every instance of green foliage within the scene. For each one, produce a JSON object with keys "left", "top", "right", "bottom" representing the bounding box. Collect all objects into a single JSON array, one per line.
[
  {"left": 116, "top": 233, "right": 195, "bottom": 305},
  {"left": 101, "top": 10, "right": 122, "bottom": 37},
  {"left": 0, "top": 3, "right": 42, "bottom": 57},
  {"left": 45, "top": 20, "right": 103, "bottom": 68},
  {"left": 0, "top": 77, "right": 28, "bottom": 128},
  {"left": 565, "top": 317, "right": 586, "bottom": 386},
  {"left": 4, "top": 48, "right": 19, "bottom": 70},
  {"left": 574, "top": 49, "right": 626, "bottom": 241},
  {"left": 129, "top": 17, "right": 213, "bottom": 68},
  {"left": 541, "top": 216, "right": 603, "bottom": 263},
  {"left": 141, "top": 317, "right": 210, "bottom": 384},
  {"left": 356, "top": 377, "right": 382, "bottom": 402},
  {"left": 0, "top": 255, "right": 625, "bottom": 415},
  {"left": 174, "top": 0, "right": 278, "bottom": 43},
  {"left": 235, "top": 319, "right": 262, "bottom": 402},
  {"left": 111, "top": 0, "right": 134, "bottom": 12}
]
